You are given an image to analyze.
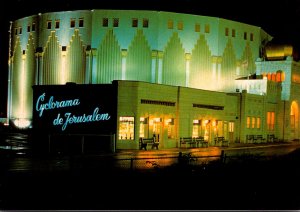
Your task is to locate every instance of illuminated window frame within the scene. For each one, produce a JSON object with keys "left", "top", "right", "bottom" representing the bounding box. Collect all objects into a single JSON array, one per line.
[
  {"left": 132, "top": 18, "right": 138, "bottom": 27},
  {"left": 113, "top": 18, "right": 119, "bottom": 27},
  {"left": 168, "top": 20, "right": 173, "bottom": 29},
  {"left": 177, "top": 21, "right": 183, "bottom": 30},
  {"left": 47, "top": 21, "right": 52, "bottom": 29},
  {"left": 119, "top": 116, "right": 135, "bottom": 140},
  {"left": 195, "top": 23, "right": 200, "bottom": 32},
  {"left": 143, "top": 18, "right": 149, "bottom": 28},
  {"left": 246, "top": 116, "right": 250, "bottom": 128},
  {"left": 70, "top": 19, "right": 75, "bottom": 28},
  {"left": 55, "top": 20, "right": 60, "bottom": 29},
  {"left": 205, "top": 24, "right": 210, "bottom": 33},
  {"left": 225, "top": 27, "right": 229, "bottom": 36},
  {"left": 102, "top": 18, "right": 109, "bottom": 27},
  {"left": 79, "top": 18, "right": 84, "bottom": 27}
]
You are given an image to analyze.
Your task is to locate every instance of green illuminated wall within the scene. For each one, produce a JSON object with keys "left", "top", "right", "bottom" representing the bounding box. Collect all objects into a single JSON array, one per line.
[{"left": 9, "top": 9, "right": 273, "bottom": 122}]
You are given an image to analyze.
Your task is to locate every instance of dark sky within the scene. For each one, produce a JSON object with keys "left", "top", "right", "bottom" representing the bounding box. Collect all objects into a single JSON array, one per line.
[{"left": 1, "top": 0, "right": 300, "bottom": 116}]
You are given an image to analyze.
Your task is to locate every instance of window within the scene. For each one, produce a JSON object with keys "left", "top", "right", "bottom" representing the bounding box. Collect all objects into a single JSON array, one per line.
[
  {"left": 139, "top": 117, "right": 148, "bottom": 138},
  {"left": 55, "top": 20, "right": 60, "bottom": 29},
  {"left": 132, "top": 18, "right": 138, "bottom": 27},
  {"left": 32, "top": 23, "right": 36, "bottom": 32},
  {"left": 232, "top": 29, "right": 236, "bottom": 37},
  {"left": 15, "top": 28, "right": 18, "bottom": 35},
  {"left": 192, "top": 120, "right": 201, "bottom": 137},
  {"left": 143, "top": 18, "right": 149, "bottom": 28},
  {"left": 205, "top": 24, "right": 210, "bottom": 33},
  {"left": 251, "top": 117, "right": 256, "bottom": 128},
  {"left": 256, "top": 117, "right": 261, "bottom": 129},
  {"left": 244, "top": 32, "right": 247, "bottom": 40},
  {"left": 70, "top": 19, "right": 75, "bottom": 28},
  {"left": 113, "top": 18, "right": 119, "bottom": 27},
  {"left": 246, "top": 116, "right": 250, "bottom": 128},
  {"left": 166, "top": 118, "right": 175, "bottom": 139},
  {"left": 250, "top": 33, "right": 254, "bottom": 41},
  {"left": 167, "top": 20, "right": 173, "bottom": 29},
  {"left": 47, "top": 21, "right": 52, "bottom": 29},
  {"left": 225, "top": 28, "right": 229, "bottom": 36},
  {"left": 177, "top": 21, "right": 183, "bottom": 30},
  {"left": 229, "top": 122, "right": 234, "bottom": 132},
  {"left": 267, "top": 112, "right": 275, "bottom": 130},
  {"left": 19, "top": 27, "right": 22, "bottom": 34},
  {"left": 79, "top": 18, "right": 84, "bottom": 27},
  {"left": 102, "top": 18, "right": 108, "bottom": 27},
  {"left": 119, "top": 117, "right": 134, "bottom": 140},
  {"left": 195, "top": 23, "right": 200, "bottom": 32},
  {"left": 27, "top": 25, "right": 30, "bottom": 32}
]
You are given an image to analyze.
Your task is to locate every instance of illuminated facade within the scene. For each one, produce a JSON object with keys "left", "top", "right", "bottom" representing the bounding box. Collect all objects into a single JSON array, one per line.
[{"left": 8, "top": 10, "right": 300, "bottom": 148}]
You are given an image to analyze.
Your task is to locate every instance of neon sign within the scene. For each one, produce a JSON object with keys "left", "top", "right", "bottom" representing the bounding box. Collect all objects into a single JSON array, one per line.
[{"left": 35, "top": 93, "right": 111, "bottom": 131}]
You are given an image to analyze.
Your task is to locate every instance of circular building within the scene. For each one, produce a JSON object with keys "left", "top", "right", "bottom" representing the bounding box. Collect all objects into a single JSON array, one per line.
[{"left": 8, "top": 9, "right": 273, "bottom": 128}]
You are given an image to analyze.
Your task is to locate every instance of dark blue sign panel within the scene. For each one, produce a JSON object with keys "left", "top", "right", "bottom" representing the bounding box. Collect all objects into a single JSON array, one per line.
[{"left": 32, "top": 83, "right": 117, "bottom": 134}]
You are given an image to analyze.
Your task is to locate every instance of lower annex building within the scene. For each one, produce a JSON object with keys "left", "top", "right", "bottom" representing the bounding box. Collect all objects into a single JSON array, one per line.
[{"left": 7, "top": 9, "right": 300, "bottom": 151}]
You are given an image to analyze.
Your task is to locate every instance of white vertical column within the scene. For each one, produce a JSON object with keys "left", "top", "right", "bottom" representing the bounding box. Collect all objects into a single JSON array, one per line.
[
  {"left": 85, "top": 46, "right": 92, "bottom": 84},
  {"left": 185, "top": 53, "right": 191, "bottom": 87},
  {"left": 157, "top": 51, "right": 163, "bottom": 84},
  {"left": 212, "top": 56, "right": 217, "bottom": 83},
  {"left": 121, "top": 49, "right": 127, "bottom": 80},
  {"left": 91, "top": 48, "right": 97, "bottom": 84},
  {"left": 151, "top": 50, "right": 158, "bottom": 83},
  {"left": 217, "top": 57, "right": 222, "bottom": 89}
]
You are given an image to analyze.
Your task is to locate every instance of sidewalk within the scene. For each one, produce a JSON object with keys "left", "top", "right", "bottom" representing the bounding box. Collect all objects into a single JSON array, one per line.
[{"left": 115, "top": 140, "right": 300, "bottom": 157}]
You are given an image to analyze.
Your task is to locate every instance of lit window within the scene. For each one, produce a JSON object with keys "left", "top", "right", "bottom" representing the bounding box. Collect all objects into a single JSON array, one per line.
[
  {"left": 256, "top": 117, "right": 261, "bottom": 129},
  {"left": 32, "top": 23, "right": 36, "bottom": 32},
  {"left": 250, "top": 33, "right": 254, "bottom": 41},
  {"left": 192, "top": 120, "right": 201, "bottom": 137},
  {"left": 132, "top": 18, "right": 138, "bottom": 27},
  {"left": 232, "top": 29, "right": 236, "bottom": 37},
  {"left": 19, "top": 27, "right": 22, "bottom": 34},
  {"left": 205, "top": 24, "right": 210, "bottom": 33},
  {"left": 267, "top": 112, "right": 275, "bottom": 130},
  {"left": 27, "top": 25, "right": 30, "bottom": 32},
  {"left": 47, "top": 21, "right": 52, "bottom": 29},
  {"left": 177, "top": 21, "right": 183, "bottom": 30},
  {"left": 167, "top": 118, "right": 175, "bottom": 139},
  {"left": 143, "top": 18, "right": 149, "bottom": 28},
  {"left": 167, "top": 20, "right": 173, "bottom": 29},
  {"left": 102, "top": 18, "right": 108, "bottom": 27},
  {"left": 139, "top": 117, "right": 148, "bottom": 138},
  {"left": 79, "top": 18, "right": 84, "bottom": 27},
  {"left": 113, "top": 18, "right": 119, "bottom": 27},
  {"left": 195, "top": 23, "right": 200, "bottom": 32},
  {"left": 244, "top": 32, "right": 247, "bottom": 40},
  {"left": 225, "top": 27, "right": 229, "bottom": 36},
  {"left": 246, "top": 116, "right": 250, "bottom": 128},
  {"left": 55, "top": 20, "right": 60, "bottom": 29},
  {"left": 70, "top": 19, "right": 75, "bottom": 28},
  {"left": 252, "top": 117, "right": 256, "bottom": 128},
  {"left": 119, "top": 117, "right": 134, "bottom": 140},
  {"left": 229, "top": 122, "right": 234, "bottom": 132}
]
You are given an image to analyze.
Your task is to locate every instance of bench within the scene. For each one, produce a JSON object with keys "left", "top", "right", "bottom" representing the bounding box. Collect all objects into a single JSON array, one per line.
[
  {"left": 267, "top": 134, "right": 278, "bottom": 143},
  {"left": 255, "top": 135, "right": 266, "bottom": 143},
  {"left": 194, "top": 136, "right": 208, "bottom": 147},
  {"left": 139, "top": 137, "right": 159, "bottom": 150},
  {"left": 180, "top": 137, "right": 197, "bottom": 148},
  {"left": 246, "top": 135, "right": 254, "bottom": 143},
  {"left": 214, "top": 136, "right": 229, "bottom": 147}
]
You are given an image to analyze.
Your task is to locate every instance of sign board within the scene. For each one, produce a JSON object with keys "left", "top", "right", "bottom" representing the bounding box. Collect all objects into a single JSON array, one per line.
[{"left": 32, "top": 83, "right": 117, "bottom": 135}]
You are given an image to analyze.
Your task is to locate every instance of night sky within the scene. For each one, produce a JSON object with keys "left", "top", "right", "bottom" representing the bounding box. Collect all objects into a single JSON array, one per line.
[{"left": 1, "top": 0, "right": 300, "bottom": 116}]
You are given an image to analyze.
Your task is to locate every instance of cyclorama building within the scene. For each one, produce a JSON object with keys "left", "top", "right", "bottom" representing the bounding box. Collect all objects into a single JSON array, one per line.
[{"left": 8, "top": 9, "right": 300, "bottom": 151}]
